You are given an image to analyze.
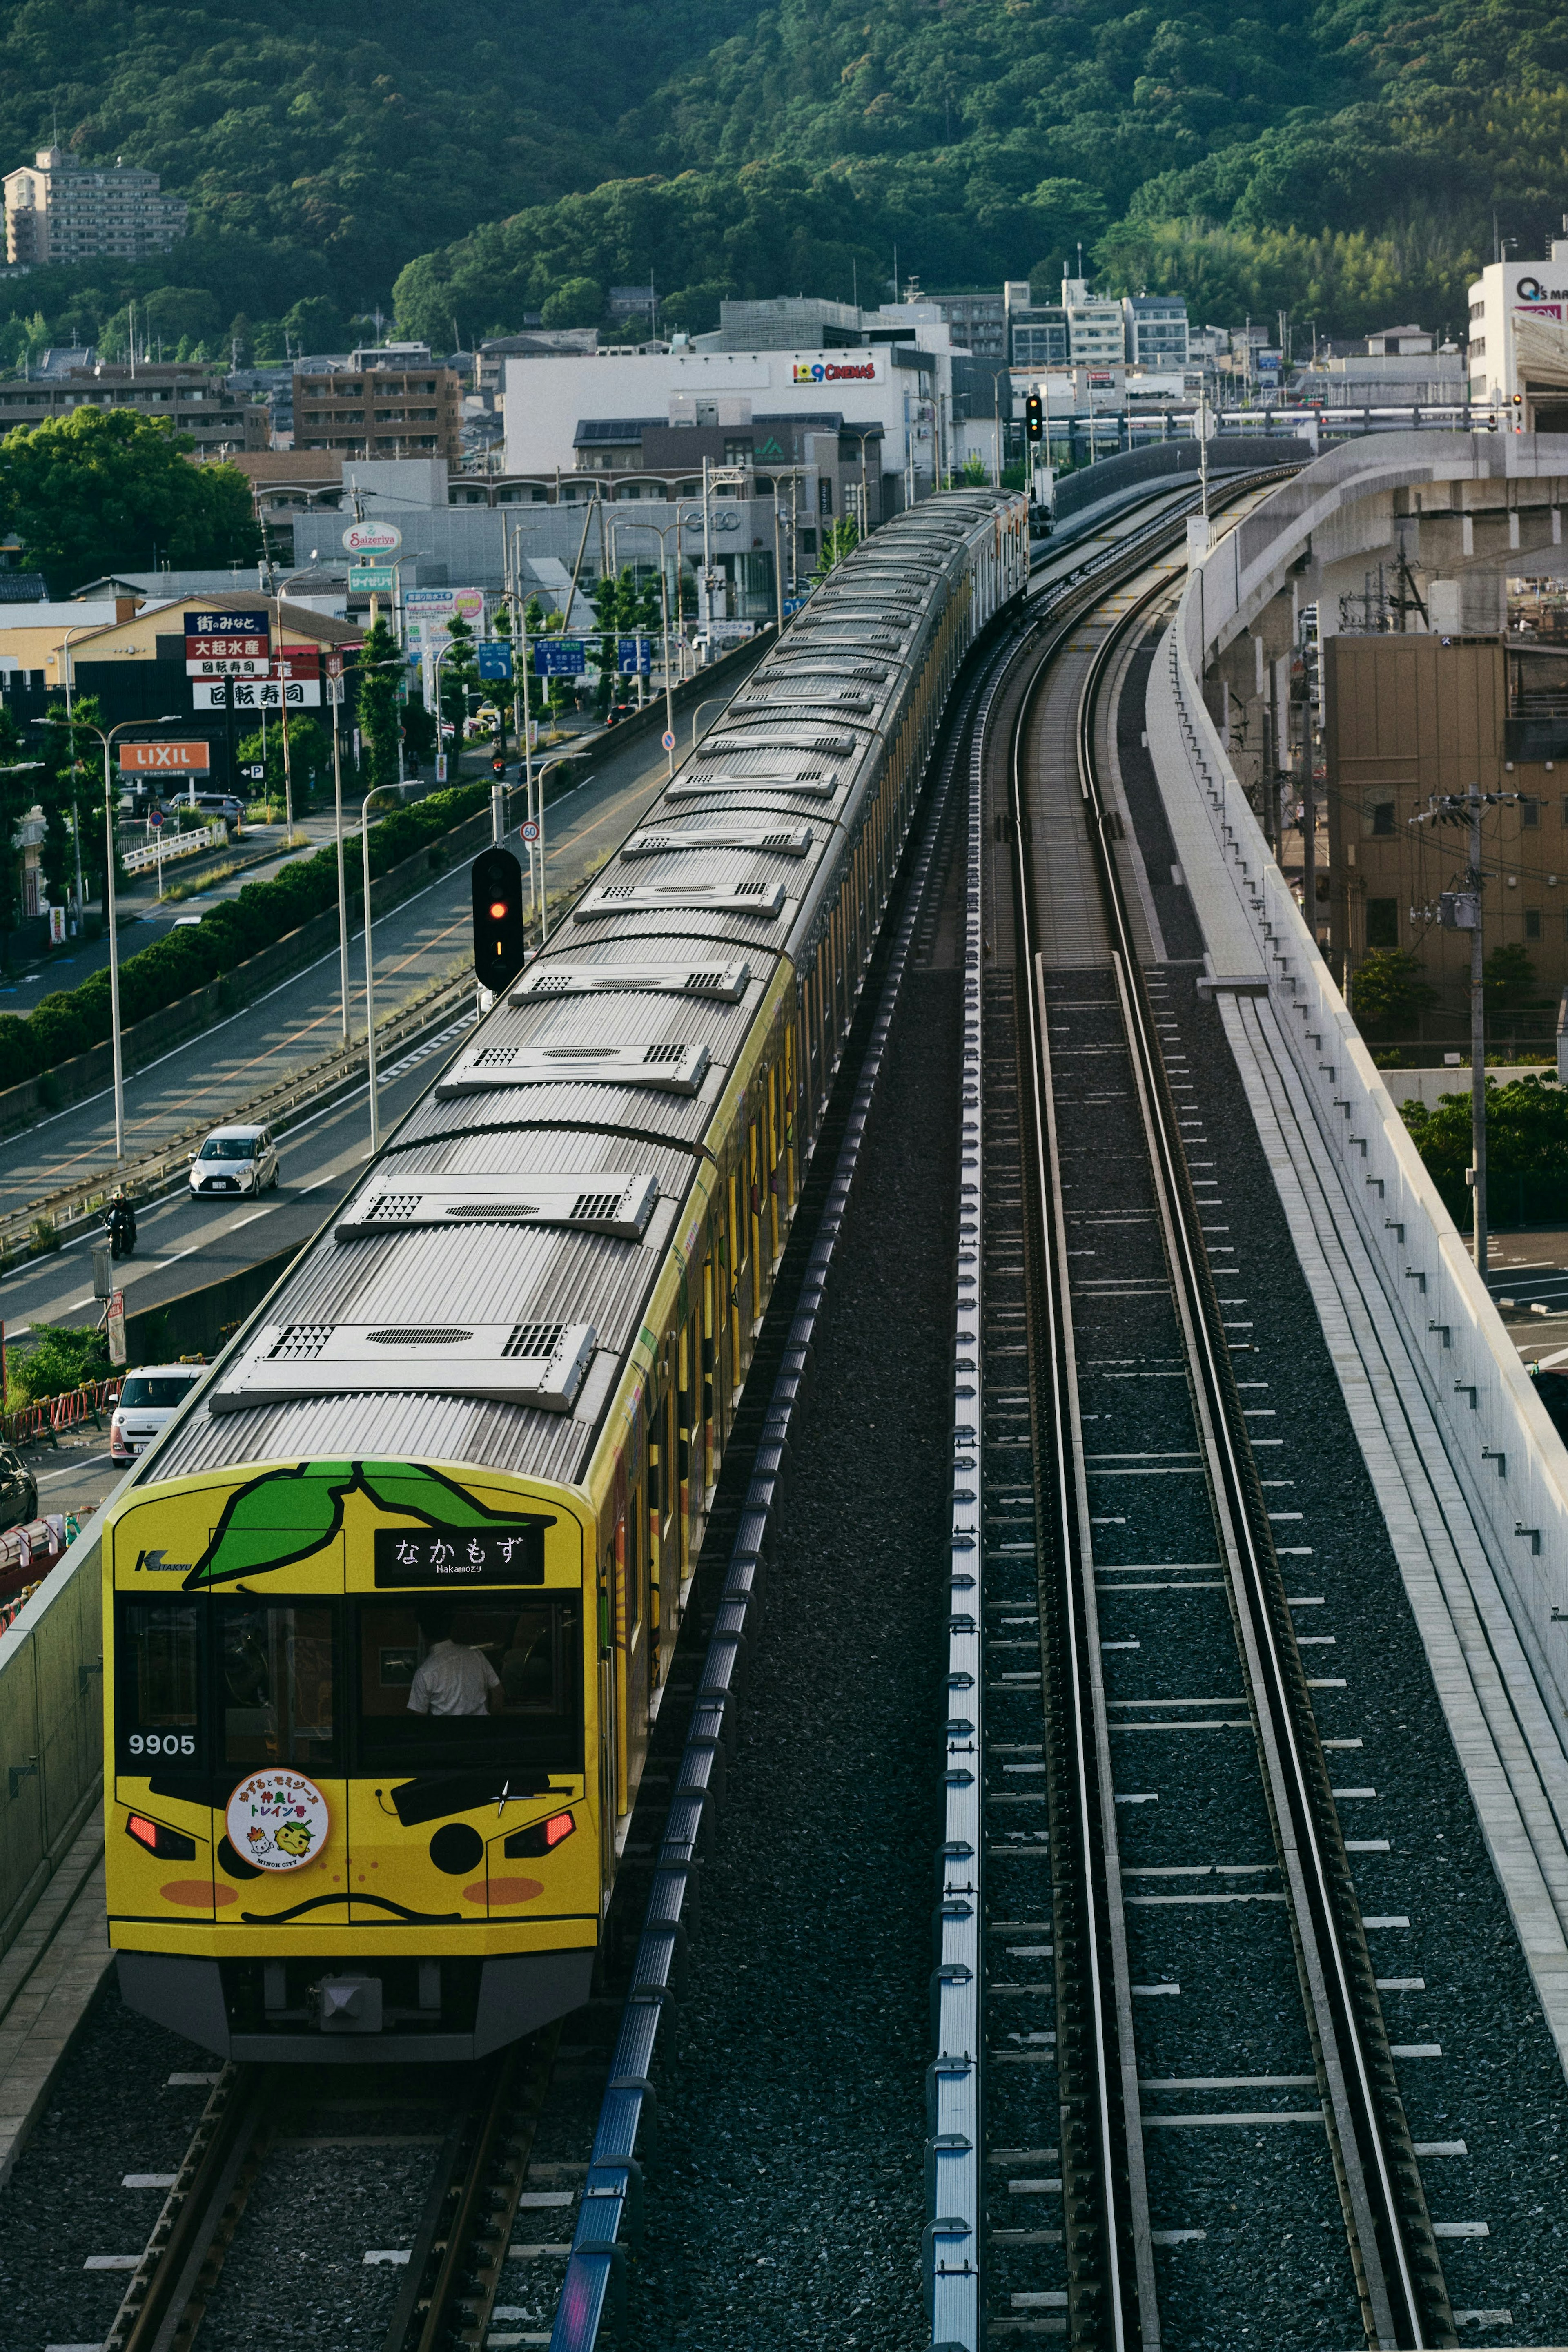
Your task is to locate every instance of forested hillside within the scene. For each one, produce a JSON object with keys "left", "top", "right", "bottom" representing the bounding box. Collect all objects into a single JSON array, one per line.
[
  {"left": 2, "top": 0, "right": 1566, "bottom": 354},
  {"left": 399, "top": 0, "right": 1568, "bottom": 342}
]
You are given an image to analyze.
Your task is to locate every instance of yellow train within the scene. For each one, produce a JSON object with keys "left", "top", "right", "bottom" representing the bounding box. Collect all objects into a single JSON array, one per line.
[{"left": 102, "top": 491, "right": 1030, "bottom": 2059}]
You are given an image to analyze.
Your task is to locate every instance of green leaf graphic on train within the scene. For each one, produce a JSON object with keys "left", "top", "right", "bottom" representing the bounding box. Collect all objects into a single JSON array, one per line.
[{"left": 185, "top": 1460, "right": 547, "bottom": 1587}]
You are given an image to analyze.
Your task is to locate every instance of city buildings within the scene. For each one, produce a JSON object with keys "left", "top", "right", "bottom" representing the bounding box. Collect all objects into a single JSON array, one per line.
[
  {"left": 501, "top": 325, "right": 956, "bottom": 520},
  {"left": 1123, "top": 294, "right": 1190, "bottom": 368},
  {"left": 0, "top": 361, "right": 267, "bottom": 453},
  {"left": 3, "top": 145, "right": 186, "bottom": 267},
  {"left": 1466, "top": 231, "right": 1568, "bottom": 428},
  {"left": 292, "top": 348, "right": 463, "bottom": 461}
]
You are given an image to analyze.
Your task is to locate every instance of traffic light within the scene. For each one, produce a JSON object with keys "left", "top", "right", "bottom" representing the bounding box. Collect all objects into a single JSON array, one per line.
[
  {"left": 472, "top": 845, "right": 527, "bottom": 993},
  {"left": 1025, "top": 393, "right": 1043, "bottom": 442}
]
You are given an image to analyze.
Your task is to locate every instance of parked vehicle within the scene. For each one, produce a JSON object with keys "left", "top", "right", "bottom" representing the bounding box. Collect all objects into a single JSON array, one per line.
[
  {"left": 110, "top": 1364, "right": 203, "bottom": 1467},
  {"left": 0, "top": 1443, "right": 37, "bottom": 1529},
  {"left": 189, "top": 1124, "right": 279, "bottom": 1200}
]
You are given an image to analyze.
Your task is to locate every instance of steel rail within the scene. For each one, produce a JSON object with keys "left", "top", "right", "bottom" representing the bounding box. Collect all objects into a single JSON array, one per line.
[
  {"left": 1055, "top": 547, "right": 1452, "bottom": 2346},
  {"left": 104, "top": 2062, "right": 274, "bottom": 2352},
  {"left": 1002, "top": 575, "right": 1165, "bottom": 2352}
]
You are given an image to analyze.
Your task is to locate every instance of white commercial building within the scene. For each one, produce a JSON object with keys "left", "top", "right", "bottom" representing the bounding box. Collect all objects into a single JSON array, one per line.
[
  {"left": 502, "top": 338, "right": 955, "bottom": 513},
  {"left": 1467, "top": 232, "right": 1568, "bottom": 428},
  {"left": 1060, "top": 278, "right": 1125, "bottom": 368}
]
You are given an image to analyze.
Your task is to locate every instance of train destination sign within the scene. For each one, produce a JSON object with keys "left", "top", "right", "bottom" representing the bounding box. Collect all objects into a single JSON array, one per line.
[{"left": 373, "top": 1523, "right": 555, "bottom": 1586}]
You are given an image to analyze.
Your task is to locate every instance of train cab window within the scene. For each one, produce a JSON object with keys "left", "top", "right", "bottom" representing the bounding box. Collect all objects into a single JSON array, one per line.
[
  {"left": 117, "top": 1600, "right": 200, "bottom": 1769},
  {"left": 218, "top": 1602, "right": 338, "bottom": 1770},
  {"left": 355, "top": 1594, "right": 581, "bottom": 1772}
]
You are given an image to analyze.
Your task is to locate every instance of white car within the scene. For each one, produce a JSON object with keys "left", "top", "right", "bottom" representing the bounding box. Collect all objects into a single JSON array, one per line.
[
  {"left": 111, "top": 1364, "right": 203, "bottom": 1467},
  {"left": 189, "top": 1124, "right": 279, "bottom": 1200}
]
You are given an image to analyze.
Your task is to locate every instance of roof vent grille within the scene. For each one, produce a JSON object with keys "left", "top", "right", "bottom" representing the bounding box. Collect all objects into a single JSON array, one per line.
[
  {"left": 438, "top": 1039, "right": 710, "bottom": 1097},
  {"left": 503, "top": 1321, "right": 570, "bottom": 1360},
  {"left": 445, "top": 1202, "right": 539, "bottom": 1219},
  {"left": 643, "top": 1043, "right": 686, "bottom": 1064},
  {"left": 366, "top": 1326, "right": 473, "bottom": 1346},
  {"left": 569, "top": 1190, "right": 623, "bottom": 1223},
  {"left": 266, "top": 1324, "right": 333, "bottom": 1362},
  {"left": 365, "top": 1193, "right": 421, "bottom": 1222}
]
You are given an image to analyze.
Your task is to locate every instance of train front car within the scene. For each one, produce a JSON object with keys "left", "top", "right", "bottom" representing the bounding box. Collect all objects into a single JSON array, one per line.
[
  {"left": 102, "top": 490, "right": 1028, "bottom": 2064},
  {"left": 106, "top": 1451, "right": 602, "bottom": 2061}
]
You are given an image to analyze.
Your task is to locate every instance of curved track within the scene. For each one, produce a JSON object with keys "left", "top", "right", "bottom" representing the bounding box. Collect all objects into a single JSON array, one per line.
[{"left": 975, "top": 509, "right": 1457, "bottom": 2347}]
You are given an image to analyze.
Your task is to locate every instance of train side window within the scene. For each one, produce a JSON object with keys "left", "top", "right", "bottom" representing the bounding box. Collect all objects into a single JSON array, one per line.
[
  {"left": 117, "top": 1599, "right": 201, "bottom": 1770},
  {"left": 217, "top": 1601, "right": 338, "bottom": 1769}
]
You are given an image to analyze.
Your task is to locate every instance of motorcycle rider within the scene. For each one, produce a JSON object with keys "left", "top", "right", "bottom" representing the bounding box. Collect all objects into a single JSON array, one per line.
[{"left": 105, "top": 1188, "right": 136, "bottom": 1260}]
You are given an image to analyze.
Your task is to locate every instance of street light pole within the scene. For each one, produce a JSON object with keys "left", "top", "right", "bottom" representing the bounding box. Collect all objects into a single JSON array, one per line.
[
  {"left": 328, "top": 667, "right": 350, "bottom": 1043},
  {"left": 361, "top": 782, "right": 411, "bottom": 1156},
  {"left": 76, "top": 719, "right": 176, "bottom": 1161}
]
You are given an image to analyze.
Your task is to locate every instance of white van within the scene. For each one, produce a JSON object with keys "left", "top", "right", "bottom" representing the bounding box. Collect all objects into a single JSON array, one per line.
[{"left": 110, "top": 1364, "right": 203, "bottom": 1466}]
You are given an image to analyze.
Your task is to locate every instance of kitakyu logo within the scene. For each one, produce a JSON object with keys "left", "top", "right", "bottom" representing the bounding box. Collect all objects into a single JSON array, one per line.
[
  {"left": 792, "top": 360, "right": 878, "bottom": 383},
  {"left": 133, "top": 1548, "right": 192, "bottom": 1574}
]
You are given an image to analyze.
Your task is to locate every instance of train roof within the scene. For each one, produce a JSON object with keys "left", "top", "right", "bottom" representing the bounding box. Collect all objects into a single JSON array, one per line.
[{"left": 151, "top": 490, "right": 1022, "bottom": 1499}]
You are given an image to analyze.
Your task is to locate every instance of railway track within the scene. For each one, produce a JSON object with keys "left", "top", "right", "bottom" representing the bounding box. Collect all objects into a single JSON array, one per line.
[
  {"left": 970, "top": 515, "right": 1457, "bottom": 2346},
  {"left": 99, "top": 2034, "right": 562, "bottom": 2352}
]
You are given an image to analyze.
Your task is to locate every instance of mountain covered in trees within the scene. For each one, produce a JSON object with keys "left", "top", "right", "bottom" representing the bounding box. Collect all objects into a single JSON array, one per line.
[{"left": 1, "top": 0, "right": 1566, "bottom": 356}]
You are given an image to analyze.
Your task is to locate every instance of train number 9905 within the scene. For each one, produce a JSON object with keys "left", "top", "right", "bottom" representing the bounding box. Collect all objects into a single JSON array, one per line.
[{"left": 127, "top": 1733, "right": 197, "bottom": 1757}]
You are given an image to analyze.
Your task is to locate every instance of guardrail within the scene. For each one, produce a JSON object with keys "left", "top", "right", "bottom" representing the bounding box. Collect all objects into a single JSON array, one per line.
[
  {"left": 121, "top": 820, "right": 227, "bottom": 878},
  {"left": 1157, "top": 437, "right": 1568, "bottom": 1741},
  {"left": 2, "top": 1375, "right": 121, "bottom": 1448}
]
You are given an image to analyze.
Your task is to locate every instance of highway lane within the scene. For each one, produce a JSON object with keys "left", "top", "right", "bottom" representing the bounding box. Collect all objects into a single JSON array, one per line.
[{"left": 0, "top": 725, "right": 682, "bottom": 1220}]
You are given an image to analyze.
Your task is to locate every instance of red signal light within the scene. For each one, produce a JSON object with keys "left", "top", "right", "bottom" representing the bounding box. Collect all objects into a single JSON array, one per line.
[{"left": 488, "top": 899, "right": 509, "bottom": 920}]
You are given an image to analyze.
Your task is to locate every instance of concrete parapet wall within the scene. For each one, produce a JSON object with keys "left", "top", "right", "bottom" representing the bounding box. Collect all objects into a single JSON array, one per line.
[
  {"left": 1156, "top": 437, "right": 1568, "bottom": 1757},
  {"left": 0, "top": 1526, "right": 105, "bottom": 1964}
]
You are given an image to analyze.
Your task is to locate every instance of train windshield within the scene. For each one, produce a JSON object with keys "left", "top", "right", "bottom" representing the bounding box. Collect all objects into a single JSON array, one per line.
[
  {"left": 357, "top": 1595, "right": 580, "bottom": 1773},
  {"left": 116, "top": 1592, "right": 581, "bottom": 1779}
]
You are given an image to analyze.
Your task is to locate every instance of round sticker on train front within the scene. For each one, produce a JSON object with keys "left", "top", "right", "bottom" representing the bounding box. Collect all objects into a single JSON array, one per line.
[{"left": 225, "top": 1769, "right": 330, "bottom": 1871}]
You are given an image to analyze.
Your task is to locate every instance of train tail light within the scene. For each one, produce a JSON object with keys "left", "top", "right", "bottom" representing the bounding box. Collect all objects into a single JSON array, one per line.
[
  {"left": 126, "top": 1813, "right": 196, "bottom": 1859},
  {"left": 503, "top": 1809, "right": 575, "bottom": 1858}
]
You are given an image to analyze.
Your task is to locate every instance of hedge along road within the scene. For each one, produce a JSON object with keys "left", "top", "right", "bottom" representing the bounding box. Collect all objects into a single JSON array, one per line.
[{"left": 0, "top": 723, "right": 682, "bottom": 1305}]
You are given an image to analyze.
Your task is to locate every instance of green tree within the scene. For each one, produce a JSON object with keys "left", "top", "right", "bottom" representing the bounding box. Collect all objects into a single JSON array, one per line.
[
  {"left": 0, "top": 409, "right": 259, "bottom": 596},
  {"left": 1348, "top": 949, "right": 1437, "bottom": 1040},
  {"left": 810, "top": 514, "right": 860, "bottom": 584},
  {"left": 238, "top": 715, "right": 330, "bottom": 804},
  {"left": 356, "top": 616, "right": 403, "bottom": 787},
  {"left": 1403, "top": 1076, "right": 1568, "bottom": 1186},
  {"left": 1484, "top": 943, "right": 1542, "bottom": 1012},
  {"left": 540, "top": 277, "right": 602, "bottom": 328},
  {"left": 440, "top": 610, "right": 480, "bottom": 735}
]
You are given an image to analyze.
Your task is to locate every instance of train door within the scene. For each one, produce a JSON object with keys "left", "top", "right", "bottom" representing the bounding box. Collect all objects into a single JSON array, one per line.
[
  {"left": 748, "top": 1108, "right": 763, "bottom": 1320},
  {"left": 620, "top": 1508, "right": 649, "bottom": 1773},
  {"left": 702, "top": 1238, "right": 717, "bottom": 1489},
  {"left": 676, "top": 1315, "right": 693, "bottom": 1585},
  {"left": 726, "top": 1164, "right": 744, "bottom": 1387},
  {"left": 766, "top": 1063, "right": 780, "bottom": 1264},
  {"left": 598, "top": 1544, "right": 619, "bottom": 1872},
  {"left": 784, "top": 1023, "right": 797, "bottom": 1213}
]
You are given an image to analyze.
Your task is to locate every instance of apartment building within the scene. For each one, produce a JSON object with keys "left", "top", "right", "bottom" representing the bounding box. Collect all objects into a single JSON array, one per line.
[
  {"left": 3, "top": 146, "right": 186, "bottom": 266},
  {"left": 1322, "top": 630, "right": 1568, "bottom": 1001},
  {"left": 293, "top": 352, "right": 462, "bottom": 461},
  {"left": 1123, "top": 294, "right": 1190, "bottom": 368},
  {"left": 0, "top": 361, "right": 267, "bottom": 453}
]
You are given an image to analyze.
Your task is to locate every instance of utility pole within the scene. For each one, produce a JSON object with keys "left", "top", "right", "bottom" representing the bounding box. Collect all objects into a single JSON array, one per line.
[
  {"left": 1299, "top": 647, "right": 1316, "bottom": 951},
  {"left": 1468, "top": 787, "right": 1488, "bottom": 1274}
]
